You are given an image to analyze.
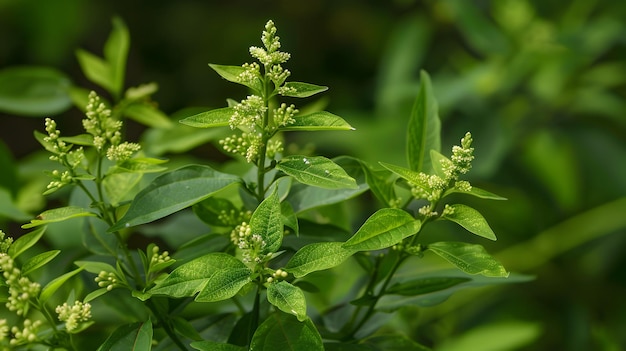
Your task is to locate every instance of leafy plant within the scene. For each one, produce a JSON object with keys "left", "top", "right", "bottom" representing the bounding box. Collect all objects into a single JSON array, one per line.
[{"left": 0, "top": 19, "right": 513, "bottom": 350}]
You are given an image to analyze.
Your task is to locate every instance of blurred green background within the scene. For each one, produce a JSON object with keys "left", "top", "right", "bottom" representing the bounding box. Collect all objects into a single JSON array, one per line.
[{"left": 1, "top": 0, "right": 625, "bottom": 350}]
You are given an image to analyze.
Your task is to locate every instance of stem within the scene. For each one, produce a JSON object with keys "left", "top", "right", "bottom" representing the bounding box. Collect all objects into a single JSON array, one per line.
[
  {"left": 256, "top": 73, "right": 272, "bottom": 202},
  {"left": 146, "top": 299, "right": 189, "bottom": 351},
  {"left": 249, "top": 284, "right": 262, "bottom": 346}
]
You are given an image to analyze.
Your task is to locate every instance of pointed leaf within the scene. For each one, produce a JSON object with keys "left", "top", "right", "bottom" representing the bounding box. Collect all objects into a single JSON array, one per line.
[
  {"left": 280, "top": 111, "right": 354, "bottom": 131},
  {"left": 76, "top": 49, "right": 112, "bottom": 93},
  {"left": 22, "top": 206, "right": 97, "bottom": 229},
  {"left": 191, "top": 341, "right": 246, "bottom": 351},
  {"left": 40, "top": 267, "right": 84, "bottom": 303},
  {"left": 277, "top": 155, "right": 357, "bottom": 189},
  {"left": 8, "top": 226, "right": 46, "bottom": 258},
  {"left": 209, "top": 64, "right": 262, "bottom": 91},
  {"left": 441, "top": 204, "right": 497, "bottom": 240},
  {"left": 193, "top": 197, "right": 240, "bottom": 227},
  {"left": 250, "top": 313, "right": 323, "bottom": 351},
  {"left": 21, "top": 250, "right": 60, "bottom": 276},
  {"left": 149, "top": 253, "right": 251, "bottom": 302},
  {"left": 250, "top": 191, "right": 283, "bottom": 255},
  {"left": 407, "top": 71, "right": 441, "bottom": 174},
  {"left": 360, "top": 160, "right": 397, "bottom": 207},
  {"left": 123, "top": 103, "right": 173, "bottom": 129},
  {"left": 280, "top": 82, "right": 328, "bottom": 98},
  {"left": 109, "top": 165, "right": 241, "bottom": 232},
  {"left": 428, "top": 242, "right": 509, "bottom": 277},
  {"left": 363, "top": 334, "right": 431, "bottom": 351},
  {"left": 444, "top": 186, "right": 507, "bottom": 201},
  {"left": 0, "top": 66, "right": 72, "bottom": 116},
  {"left": 103, "top": 17, "right": 129, "bottom": 98},
  {"left": 179, "top": 107, "right": 234, "bottom": 128},
  {"left": 386, "top": 276, "right": 471, "bottom": 296},
  {"left": 96, "top": 320, "right": 153, "bottom": 351},
  {"left": 343, "top": 208, "right": 421, "bottom": 251},
  {"left": 379, "top": 162, "right": 428, "bottom": 191},
  {"left": 285, "top": 242, "right": 356, "bottom": 278},
  {"left": 267, "top": 281, "right": 307, "bottom": 322}
]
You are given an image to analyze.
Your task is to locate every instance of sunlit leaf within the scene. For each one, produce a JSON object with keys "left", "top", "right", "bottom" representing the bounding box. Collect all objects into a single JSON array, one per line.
[
  {"left": 427, "top": 242, "right": 509, "bottom": 277},
  {"left": 123, "top": 103, "right": 172, "bottom": 129},
  {"left": 280, "top": 82, "right": 328, "bottom": 98},
  {"left": 285, "top": 242, "right": 356, "bottom": 278},
  {"left": 343, "top": 208, "right": 420, "bottom": 251},
  {"left": 441, "top": 204, "right": 497, "bottom": 240},
  {"left": 280, "top": 111, "right": 354, "bottom": 131},
  {"left": 250, "top": 190, "right": 283, "bottom": 255},
  {"left": 277, "top": 155, "right": 357, "bottom": 190},
  {"left": 179, "top": 107, "right": 234, "bottom": 128},
  {"left": 267, "top": 281, "right": 307, "bottom": 322},
  {"left": 209, "top": 64, "right": 262, "bottom": 91}
]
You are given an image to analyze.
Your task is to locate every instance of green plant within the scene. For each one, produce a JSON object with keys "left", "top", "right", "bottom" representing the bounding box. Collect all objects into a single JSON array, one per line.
[{"left": 0, "top": 19, "right": 513, "bottom": 350}]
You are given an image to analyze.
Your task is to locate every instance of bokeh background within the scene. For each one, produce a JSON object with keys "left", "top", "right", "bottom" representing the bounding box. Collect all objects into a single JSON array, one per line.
[{"left": 1, "top": 0, "right": 625, "bottom": 350}]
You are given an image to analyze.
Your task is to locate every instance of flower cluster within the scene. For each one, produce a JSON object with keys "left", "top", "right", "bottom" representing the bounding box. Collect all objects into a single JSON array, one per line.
[
  {"left": 95, "top": 271, "right": 121, "bottom": 291},
  {"left": 217, "top": 209, "right": 252, "bottom": 227},
  {"left": 83, "top": 91, "right": 140, "bottom": 162},
  {"left": 220, "top": 132, "right": 263, "bottom": 163},
  {"left": 1, "top": 253, "right": 41, "bottom": 316},
  {"left": 0, "top": 231, "right": 12, "bottom": 253},
  {"left": 55, "top": 301, "right": 92, "bottom": 332},
  {"left": 8, "top": 319, "right": 41, "bottom": 346},
  {"left": 249, "top": 20, "right": 291, "bottom": 68},
  {"left": 266, "top": 268, "right": 288, "bottom": 283},
  {"left": 150, "top": 245, "right": 171, "bottom": 267},
  {"left": 43, "top": 118, "right": 86, "bottom": 193},
  {"left": 230, "top": 222, "right": 267, "bottom": 264}
]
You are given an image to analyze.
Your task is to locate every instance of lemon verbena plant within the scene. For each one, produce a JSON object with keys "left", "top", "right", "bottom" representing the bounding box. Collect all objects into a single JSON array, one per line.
[{"left": 1, "top": 19, "right": 511, "bottom": 350}]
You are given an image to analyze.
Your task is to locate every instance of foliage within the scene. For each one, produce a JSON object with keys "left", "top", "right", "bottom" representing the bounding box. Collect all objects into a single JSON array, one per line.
[{"left": 0, "top": 18, "right": 518, "bottom": 350}]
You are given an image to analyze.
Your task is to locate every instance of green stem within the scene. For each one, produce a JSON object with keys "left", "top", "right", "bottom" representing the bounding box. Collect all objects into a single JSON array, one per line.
[
  {"left": 146, "top": 299, "right": 189, "bottom": 351},
  {"left": 249, "top": 284, "right": 262, "bottom": 346}
]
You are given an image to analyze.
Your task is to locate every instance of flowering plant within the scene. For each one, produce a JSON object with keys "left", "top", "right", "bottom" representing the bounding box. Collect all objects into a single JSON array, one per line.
[{"left": 0, "top": 19, "right": 511, "bottom": 350}]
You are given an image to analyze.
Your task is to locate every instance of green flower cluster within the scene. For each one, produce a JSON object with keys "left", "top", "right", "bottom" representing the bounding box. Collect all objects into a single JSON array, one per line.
[{"left": 55, "top": 301, "right": 92, "bottom": 332}]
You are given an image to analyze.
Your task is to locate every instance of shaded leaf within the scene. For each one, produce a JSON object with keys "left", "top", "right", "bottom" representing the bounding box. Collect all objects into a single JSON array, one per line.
[
  {"left": 8, "top": 226, "right": 46, "bottom": 258},
  {"left": 386, "top": 277, "right": 471, "bottom": 296},
  {"left": 441, "top": 204, "right": 497, "bottom": 240},
  {"left": 427, "top": 242, "right": 509, "bottom": 277},
  {"left": 363, "top": 334, "right": 432, "bottom": 351},
  {"left": 22, "top": 206, "right": 97, "bottom": 229},
  {"left": 123, "top": 103, "right": 172, "bottom": 129},
  {"left": 250, "top": 312, "right": 323, "bottom": 351},
  {"left": 103, "top": 16, "right": 129, "bottom": 98},
  {"left": 407, "top": 71, "right": 441, "bottom": 174},
  {"left": 209, "top": 64, "right": 262, "bottom": 91},
  {"left": 76, "top": 49, "right": 112, "bottom": 93},
  {"left": 444, "top": 186, "right": 507, "bottom": 200},
  {"left": 277, "top": 155, "right": 357, "bottom": 190},
  {"left": 21, "top": 250, "right": 60, "bottom": 276},
  {"left": 285, "top": 242, "right": 356, "bottom": 278},
  {"left": 96, "top": 320, "right": 153, "bottom": 351},
  {"left": 0, "top": 66, "right": 72, "bottom": 116},
  {"left": 343, "top": 209, "right": 421, "bottom": 251},
  {"left": 191, "top": 341, "right": 246, "bottom": 351},
  {"left": 267, "top": 281, "right": 308, "bottom": 322},
  {"left": 40, "top": 267, "right": 83, "bottom": 303}
]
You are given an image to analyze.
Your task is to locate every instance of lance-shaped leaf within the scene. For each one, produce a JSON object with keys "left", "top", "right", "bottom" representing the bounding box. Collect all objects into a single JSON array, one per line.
[
  {"left": 407, "top": 70, "right": 441, "bottom": 174},
  {"left": 179, "top": 107, "right": 234, "bottom": 128},
  {"left": 343, "top": 208, "right": 421, "bottom": 251},
  {"left": 22, "top": 207, "right": 97, "bottom": 229},
  {"left": 96, "top": 320, "right": 153, "bottom": 351},
  {"left": 280, "top": 111, "right": 354, "bottom": 131},
  {"left": 250, "top": 313, "right": 323, "bottom": 351},
  {"left": 444, "top": 186, "right": 508, "bottom": 201},
  {"left": 280, "top": 82, "right": 328, "bottom": 98},
  {"left": 250, "top": 191, "right": 283, "bottom": 255},
  {"left": 209, "top": 64, "right": 262, "bottom": 91},
  {"left": 267, "top": 281, "right": 307, "bottom": 322},
  {"left": 441, "top": 204, "right": 497, "bottom": 240},
  {"left": 277, "top": 155, "right": 357, "bottom": 190},
  {"left": 428, "top": 242, "right": 509, "bottom": 277},
  {"left": 40, "top": 267, "right": 84, "bottom": 303},
  {"left": 21, "top": 250, "right": 60, "bottom": 276},
  {"left": 386, "top": 276, "right": 471, "bottom": 296},
  {"left": 8, "top": 226, "right": 46, "bottom": 258},
  {"left": 149, "top": 253, "right": 251, "bottom": 302},
  {"left": 123, "top": 103, "right": 173, "bottom": 129},
  {"left": 379, "top": 162, "right": 429, "bottom": 192},
  {"left": 285, "top": 242, "right": 356, "bottom": 278},
  {"left": 191, "top": 341, "right": 246, "bottom": 351},
  {"left": 109, "top": 165, "right": 241, "bottom": 232},
  {"left": 103, "top": 16, "right": 129, "bottom": 99}
]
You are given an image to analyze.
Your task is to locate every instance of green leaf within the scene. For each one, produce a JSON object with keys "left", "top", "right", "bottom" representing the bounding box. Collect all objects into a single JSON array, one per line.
[
  {"left": 193, "top": 197, "right": 240, "bottom": 227},
  {"left": 343, "top": 209, "right": 421, "bottom": 251},
  {"left": 103, "top": 172, "right": 142, "bottom": 207},
  {"left": 76, "top": 49, "right": 113, "bottom": 93},
  {"left": 0, "top": 66, "right": 72, "bottom": 116},
  {"left": 8, "top": 226, "right": 46, "bottom": 258},
  {"left": 379, "top": 162, "right": 428, "bottom": 191},
  {"left": 191, "top": 341, "right": 246, "bottom": 351},
  {"left": 280, "top": 82, "right": 328, "bottom": 98},
  {"left": 0, "top": 188, "right": 29, "bottom": 221},
  {"left": 436, "top": 321, "right": 541, "bottom": 351},
  {"left": 444, "top": 186, "right": 507, "bottom": 201},
  {"left": 108, "top": 165, "right": 241, "bottom": 232},
  {"left": 108, "top": 157, "right": 168, "bottom": 174},
  {"left": 285, "top": 242, "right": 356, "bottom": 278},
  {"left": 40, "top": 267, "right": 83, "bottom": 303},
  {"left": 359, "top": 160, "right": 397, "bottom": 207},
  {"left": 267, "top": 281, "right": 308, "bottom": 322},
  {"left": 104, "top": 17, "right": 129, "bottom": 98},
  {"left": 61, "top": 133, "right": 94, "bottom": 146},
  {"left": 386, "top": 277, "right": 471, "bottom": 296},
  {"left": 123, "top": 103, "right": 173, "bottom": 128},
  {"left": 250, "top": 191, "right": 283, "bottom": 255},
  {"left": 149, "top": 253, "right": 251, "bottom": 302},
  {"left": 427, "top": 242, "right": 509, "bottom": 277},
  {"left": 407, "top": 70, "right": 441, "bottom": 174},
  {"left": 21, "top": 250, "right": 60, "bottom": 276},
  {"left": 179, "top": 107, "right": 234, "bottom": 128},
  {"left": 209, "top": 64, "right": 262, "bottom": 91},
  {"left": 96, "top": 320, "right": 153, "bottom": 351},
  {"left": 75, "top": 260, "right": 117, "bottom": 274},
  {"left": 250, "top": 312, "right": 323, "bottom": 351},
  {"left": 22, "top": 206, "right": 97, "bottom": 229},
  {"left": 277, "top": 155, "right": 357, "bottom": 190},
  {"left": 362, "top": 334, "right": 431, "bottom": 351},
  {"left": 280, "top": 111, "right": 354, "bottom": 131},
  {"left": 441, "top": 204, "right": 497, "bottom": 240}
]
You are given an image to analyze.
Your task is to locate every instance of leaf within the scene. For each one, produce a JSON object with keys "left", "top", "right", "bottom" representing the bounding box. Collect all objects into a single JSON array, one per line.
[
  {"left": 436, "top": 321, "right": 541, "bottom": 351},
  {"left": 407, "top": 71, "right": 441, "bottom": 174},
  {"left": 104, "top": 16, "right": 129, "bottom": 98},
  {"left": 103, "top": 172, "right": 142, "bottom": 207},
  {"left": 0, "top": 188, "right": 29, "bottom": 221},
  {"left": 123, "top": 103, "right": 173, "bottom": 129},
  {"left": 267, "top": 281, "right": 308, "bottom": 322},
  {"left": 179, "top": 107, "right": 234, "bottom": 128},
  {"left": 285, "top": 156, "right": 368, "bottom": 213},
  {"left": 441, "top": 204, "right": 497, "bottom": 240},
  {"left": 280, "top": 82, "right": 328, "bottom": 98},
  {"left": 149, "top": 253, "right": 251, "bottom": 302},
  {"left": 359, "top": 160, "right": 397, "bottom": 207},
  {"left": 277, "top": 155, "right": 357, "bottom": 190},
  {"left": 343, "top": 209, "right": 421, "bottom": 251},
  {"left": 250, "top": 191, "right": 283, "bottom": 255},
  {"left": 362, "top": 334, "right": 431, "bottom": 351},
  {"left": 76, "top": 49, "right": 113, "bottom": 93},
  {"left": 8, "top": 226, "right": 46, "bottom": 258},
  {"left": 108, "top": 157, "right": 168, "bottom": 174},
  {"left": 209, "top": 64, "right": 262, "bottom": 91},
  {"left": 444, "top": 186, "right": 507, "bottom": 201},
  {"left": 96, "top": 320, "right": 153, "bottom": 351},
  {"left": 40, "top": 267, "right": 84, "bottom": 303},
  {"left": 250, "top": 312, "right": 323, "bottom": 351},
  {"left": 21, "top": 250, "right": 60, "bottom": 276},
  {"left": 191, "top": 341, "right": 246, "bottom": 351},
  {"left": 285, "top": 242, "right": 356, "bottom": 278},
  {"left": 22, "top": 206, "right": 97, "bottom": 229},
  {"left": 427, "top": 242, "right": 509, "bottom": 277},
  {"left": 193, "top": 197, "right": 240, "bottom": 227},
  {"left": 280, "top": 111, "right": 354, "bottom": 131},
  {"left": 386, "top": 277, "right": 471, "bottom": 296},
  {"left": 108, "top": 165, "right": 241, "bottom": 232},
  {"left": 0, "top": 66, "right": 72, "bottom": 116},
  {"left": 379, "top": 162, "right": 428, "bottom": 191}
]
